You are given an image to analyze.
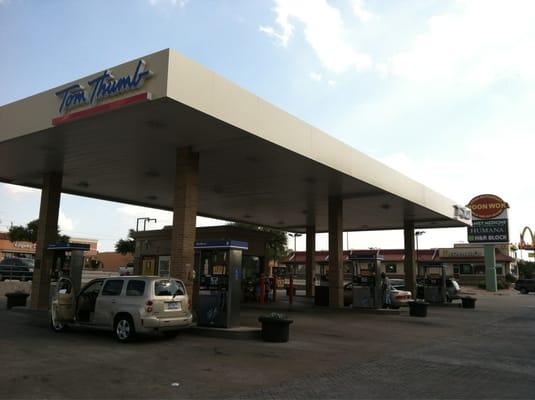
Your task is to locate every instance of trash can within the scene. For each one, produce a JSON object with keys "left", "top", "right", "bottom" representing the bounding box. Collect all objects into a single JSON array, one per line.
[
  {"left": 461, "top": 297, "right": 476, "bottom": 309},
  {"left": 5, "top": 292, "right": 30, "bottom": 309},
  {"left": 408, "top": 300, "right": 428, "bottom": 317},
  {"left": 258, "top": 316, "right": 293, "bottom": 342},
  {"left": 314, "top": 285, "right": 329, "bottom": 306}
]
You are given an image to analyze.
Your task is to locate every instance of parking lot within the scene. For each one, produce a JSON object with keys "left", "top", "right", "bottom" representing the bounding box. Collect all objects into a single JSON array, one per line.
[{"left": 1, "top": 287, "right": 534, "bottom": 399}]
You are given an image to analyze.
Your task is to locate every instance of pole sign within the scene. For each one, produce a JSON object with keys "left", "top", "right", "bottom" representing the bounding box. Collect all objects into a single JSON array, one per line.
[
  {"left": 467, "top": 194, "right": 509, "bottom": 243},
  {"left": 519, "top": 226, "right": 535, "bottom": 250}
]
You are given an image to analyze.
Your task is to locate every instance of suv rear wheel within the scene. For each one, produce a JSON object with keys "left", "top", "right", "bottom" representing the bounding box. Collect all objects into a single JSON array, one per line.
[
  {"left": 114, "top": 314, "right": 135, "bottom": 342},
  {"left": 520, "top": 287, "right": 529, "bottom": 294}
]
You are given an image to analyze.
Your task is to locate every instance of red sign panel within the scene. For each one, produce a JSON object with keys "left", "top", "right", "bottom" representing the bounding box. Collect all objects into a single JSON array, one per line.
[{"left": 467, "top": 194, "right": 509, "bottom": 220}]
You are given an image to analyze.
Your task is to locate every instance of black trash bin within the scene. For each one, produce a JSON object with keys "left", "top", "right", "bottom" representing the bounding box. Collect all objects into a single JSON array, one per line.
[
  {"left": 461, "top": 297, "right": 476, "bottom": 309},
  {"left": 258, "top": 316, "right": 293, "bottom": 342},
  {"left": 408, "top": 300, "right": 428, "bottom": 317},
  {"left": 314, "top": 285, "right": 329, "bottom": 306},
  {"left": 5, "top": 292, "right": 30, "bottom": 309}
]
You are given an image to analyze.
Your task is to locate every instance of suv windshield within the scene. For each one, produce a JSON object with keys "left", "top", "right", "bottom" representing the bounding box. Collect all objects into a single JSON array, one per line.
[{"left": 154, "top": 280, "right": 185, "bottom": 297}]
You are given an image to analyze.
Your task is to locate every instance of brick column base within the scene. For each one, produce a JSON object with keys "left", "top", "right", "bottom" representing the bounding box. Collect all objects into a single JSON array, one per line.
[{"left": 170, "top": 147, "right": 199, "bottom": 303}]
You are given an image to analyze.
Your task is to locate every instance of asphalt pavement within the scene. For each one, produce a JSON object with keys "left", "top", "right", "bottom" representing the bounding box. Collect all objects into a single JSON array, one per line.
[{"left": 0, "top": 289, "right": 534, "bottom": 399}]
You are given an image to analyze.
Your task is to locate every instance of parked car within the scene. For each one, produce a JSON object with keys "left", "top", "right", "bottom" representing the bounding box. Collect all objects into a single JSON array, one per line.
[
  {"left": 416, "top": 277, "right": 461, "bottom": 302},
  {"left": 514, "top": 279, "right": 535, "bottom": 294},
  {"left": 0, "top": 257, "right": 34, "bottom": 281},
  {"left": 50, "top": 276, "right": 193, "bottom": 342},
  {"left": 445, "top": 278, "right": 461, "bottom": 302},
  {"left": 343, "top": 281, "right": 412, "bottom": 309}
]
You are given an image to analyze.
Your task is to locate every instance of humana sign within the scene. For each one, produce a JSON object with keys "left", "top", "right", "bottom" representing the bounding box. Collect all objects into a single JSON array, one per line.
[{"left": 55, "top": 59, "right": 153, "bottom": 114}]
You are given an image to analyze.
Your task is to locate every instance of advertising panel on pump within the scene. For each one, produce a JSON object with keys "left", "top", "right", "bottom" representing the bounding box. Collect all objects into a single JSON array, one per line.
[{"left": 467, "top": 194, "right": 509, "bottom": 243}]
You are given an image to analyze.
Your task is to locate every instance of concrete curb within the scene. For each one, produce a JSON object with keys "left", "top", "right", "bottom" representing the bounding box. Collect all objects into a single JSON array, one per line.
[{"left": 184, "top": 325, "right": 261, "bottom": 340}]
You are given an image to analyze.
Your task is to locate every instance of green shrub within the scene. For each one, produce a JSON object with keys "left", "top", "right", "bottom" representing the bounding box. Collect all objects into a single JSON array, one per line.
[
  {"left": 505, "top": 273, "right": 517, "bottom": 283},
  {"left": 497, "top": 281, "right": 510, "bottom": 290},
  {"left": 478, "top": 280, "right": 511, "bottom": 290}
]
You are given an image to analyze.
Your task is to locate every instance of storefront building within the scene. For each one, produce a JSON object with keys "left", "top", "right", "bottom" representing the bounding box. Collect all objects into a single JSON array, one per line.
[
  {"left": 132, "top": 225, "right": 274, "bottom": 280},
  {"left": 0, "top": 232, "right": 98, "bottom": 261},
  {"left": 282, "top": 243, "right": 515, "bottom": 287}
]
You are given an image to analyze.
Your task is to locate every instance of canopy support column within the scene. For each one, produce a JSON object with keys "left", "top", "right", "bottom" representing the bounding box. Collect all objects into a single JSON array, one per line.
[
  {"left": 404, "top": 222, "right": 417, "bottom": 298},
  {"left": 305, "top": 225, "right": 315, "bottom": 297},
  {"left": 170, "top": 147, "right": 199, "bottom": 305},
  {"left": 328, "top": 197, "right": 344, "bottom": 308},
  {"left": 31, "top": 171, "right": 63, "bottom": 309}
]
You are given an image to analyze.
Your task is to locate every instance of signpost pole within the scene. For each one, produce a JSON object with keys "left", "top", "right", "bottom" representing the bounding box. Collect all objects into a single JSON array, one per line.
[{"left": 484, "top": 244, "right": 497, "bottom": 292}]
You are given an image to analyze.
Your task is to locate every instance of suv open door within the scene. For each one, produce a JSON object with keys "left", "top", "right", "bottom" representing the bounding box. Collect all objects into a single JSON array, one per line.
[{"left": 50, "top": 277, "right": 75, "bottom": 332}]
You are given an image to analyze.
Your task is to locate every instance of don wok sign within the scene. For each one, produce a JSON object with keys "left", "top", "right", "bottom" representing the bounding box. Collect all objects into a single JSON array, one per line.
[
  {"left": 467, "top": 194, "right": 509, "bottom": 220},
  {"left": 467, "top": 194, "right": 509, "bottom": 243}
]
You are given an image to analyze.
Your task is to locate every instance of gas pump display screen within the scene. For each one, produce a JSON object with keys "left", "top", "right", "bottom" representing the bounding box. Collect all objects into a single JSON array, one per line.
[
  {"left": 212, "top": 265, "right": 227, "bottom": 275},
  {"left": 198, "top": 250, "right": 229, "bottom": 292}
]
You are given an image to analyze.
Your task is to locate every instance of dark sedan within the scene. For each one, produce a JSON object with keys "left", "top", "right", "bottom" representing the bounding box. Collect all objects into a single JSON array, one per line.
[{"left": 0, "top": 257, "right": 34, "bottom": 281}]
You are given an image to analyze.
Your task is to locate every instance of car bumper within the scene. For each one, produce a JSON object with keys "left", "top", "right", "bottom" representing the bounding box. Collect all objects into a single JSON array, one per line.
[{"left": 139, "top": 314, "right": 193, "bottom": 331}]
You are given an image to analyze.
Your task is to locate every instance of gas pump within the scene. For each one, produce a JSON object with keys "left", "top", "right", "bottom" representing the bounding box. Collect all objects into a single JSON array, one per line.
[
  {"left": 48, "top": 242, "right": 90, "bottom": 296},
  {"left": 195, "top": 240, "right": 247, "bottom": 328},
  {"left": 418, "top": 264, "right": 447, "bottom": 303},
  {"left": 349, "top": 251, "right": 383, "bottom": 309}
]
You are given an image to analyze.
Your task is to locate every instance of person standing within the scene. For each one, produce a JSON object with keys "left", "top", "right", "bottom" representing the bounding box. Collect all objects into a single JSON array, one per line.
[{"left": 381, "top": 272, "right": 392, "bottom": 308}]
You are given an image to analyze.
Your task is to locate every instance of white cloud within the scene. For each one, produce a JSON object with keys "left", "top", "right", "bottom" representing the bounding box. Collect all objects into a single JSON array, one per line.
[
  {"left": 379, "top": 119, "right": 535, "bottom": 249},
  {"left": 327, "top": 79, "right": 336, "bottom": 87},
  {"left": 58, "top": 210, "right": 74, "bottom": 232},
  {"left": 117, "top": 205, "right": 225, "bottom": 230},
  {"left": 259, "top": 25, "right": 291, "bottom": 47},
  {"left": 149, "top": 0, "right": 188, "bottom": 7},
  {"left": 4, "top": 184, "right": 38, "bottom": 196},
  {"left": 260, "top": 0, "right": 372, "bottom": 73},
  {"left": 353, "top": 0, "right": 374, "bottom": 23},
  {"left": 309, "top": 72, "right": 322, "bottom": 81},
  {"left": 388, "top": 0, "right": 535, "bottom": 84},
  {"left": 117, "top": 205, "right": 173, "bottom": 229}
]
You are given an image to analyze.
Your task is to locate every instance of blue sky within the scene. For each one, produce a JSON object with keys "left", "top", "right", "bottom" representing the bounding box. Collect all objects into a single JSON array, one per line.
[{"left": 1, "top": 0, "right": 534, "bottom": 254}]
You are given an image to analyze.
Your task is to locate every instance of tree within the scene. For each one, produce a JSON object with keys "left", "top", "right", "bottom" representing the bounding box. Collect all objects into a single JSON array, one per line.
[
  {"left": 8, "top": 219, "right": 69, "bottom": 243},
  {"left": 228, "top": 222, "right": 288, "bottom": 262},
  {"left": 115, "top": 229, "right": 136, "bottom": 255}
]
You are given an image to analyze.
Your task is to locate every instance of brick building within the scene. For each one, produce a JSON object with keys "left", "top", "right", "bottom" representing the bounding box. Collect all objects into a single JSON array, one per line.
[{"left": 281, "top": 243, "right": 515, "bottom": 286}]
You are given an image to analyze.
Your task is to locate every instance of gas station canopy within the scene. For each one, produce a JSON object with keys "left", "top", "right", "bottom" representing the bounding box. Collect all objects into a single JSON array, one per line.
[{"left": 0, "top": 49, "right": 471, "bottom": 232}]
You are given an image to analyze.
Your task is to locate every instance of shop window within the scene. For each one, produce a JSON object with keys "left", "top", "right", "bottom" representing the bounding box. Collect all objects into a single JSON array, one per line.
[
  {"left": 496, "top": 263, "right": 504, "bottom": 275},
  {"left": 386, "top": 264, "right": 397, "bottom": 273},
  {"left": 158, "top": 256, "right": 170, "bottom": 278},
  {"left": 460, "top": 264, "right": 473, "bottom": 274},
  {"left": 453, "top": 265, "right": 460, "bottom": 274},
  {"left": 474, "top": 265, "right": 486, "bottom": 275}
]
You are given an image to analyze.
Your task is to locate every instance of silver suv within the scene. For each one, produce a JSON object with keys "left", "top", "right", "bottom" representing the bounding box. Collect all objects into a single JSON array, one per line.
[{"left": 50, "top": 276, "right": 193, "bottom": 342}]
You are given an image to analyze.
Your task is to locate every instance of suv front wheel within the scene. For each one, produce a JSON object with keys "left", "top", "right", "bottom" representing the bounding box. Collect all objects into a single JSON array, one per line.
[
  {"left": 114, "top": 314, "right": 136, "bottom": 342},
  {"left": 520, "top": 287, "right": 529, "bottom": 294},
  {"left": 50, "top": 307, "right": 68, "bottom": 332}
]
